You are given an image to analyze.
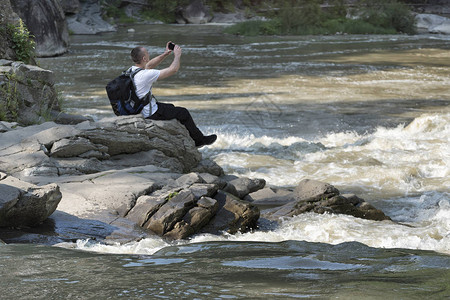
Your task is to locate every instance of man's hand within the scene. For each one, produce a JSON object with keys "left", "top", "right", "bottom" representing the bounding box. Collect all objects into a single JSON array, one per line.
[
  {"left": 173, "top": 44, "right": 182, "bottom": 57},
  {"left": 165, "top": 41, "right": 174, "bottom": 55}
]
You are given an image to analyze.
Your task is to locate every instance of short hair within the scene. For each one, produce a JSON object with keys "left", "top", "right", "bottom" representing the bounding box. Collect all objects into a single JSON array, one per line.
[{"left": 131, "top": 46, "right": 146, "bottom": 64}]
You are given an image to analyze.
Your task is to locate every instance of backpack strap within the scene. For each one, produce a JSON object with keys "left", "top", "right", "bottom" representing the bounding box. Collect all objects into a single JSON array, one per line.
[
  {"left": 126, "top": 67, "right": 151, "bottom": 109},
  {"left": 127, "top": 67, "right": 142, "bottom": 91},
  {"left": 128, "top": 68, "right": 150, "bottom": 104}
]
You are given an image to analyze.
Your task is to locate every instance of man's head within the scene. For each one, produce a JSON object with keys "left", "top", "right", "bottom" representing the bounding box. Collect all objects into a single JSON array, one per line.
[{"left": 131, "top": 46, "right": 149, "bottom": 64}]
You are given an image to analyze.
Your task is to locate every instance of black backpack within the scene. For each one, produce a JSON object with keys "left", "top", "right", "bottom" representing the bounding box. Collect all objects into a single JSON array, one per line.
[{"left": 105, "top": 68, "right": 150, "bottom": 116}]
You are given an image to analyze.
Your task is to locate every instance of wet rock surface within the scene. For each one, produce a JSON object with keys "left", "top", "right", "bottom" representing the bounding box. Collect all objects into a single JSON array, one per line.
[{"left": 260, "top": 179, "right": 391, "bottom": 222}]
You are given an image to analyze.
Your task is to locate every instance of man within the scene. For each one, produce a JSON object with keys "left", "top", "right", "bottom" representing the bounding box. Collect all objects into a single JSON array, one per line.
[{"left": 130, "top": 43, "right": 217, "bottom": 148}]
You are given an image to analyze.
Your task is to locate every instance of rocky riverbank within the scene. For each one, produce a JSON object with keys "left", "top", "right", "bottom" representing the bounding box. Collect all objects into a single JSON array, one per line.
[
  {"left": 5, "top": 0, "right": 450, "bottom": 58},
  {"left": 0, "top": 116, "right": 391, "bottom": 245}
]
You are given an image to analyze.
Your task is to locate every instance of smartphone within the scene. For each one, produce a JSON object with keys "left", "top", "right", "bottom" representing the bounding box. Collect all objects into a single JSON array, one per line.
[{"left": 168, "top": 42, "right": 175, "bottom": 50}]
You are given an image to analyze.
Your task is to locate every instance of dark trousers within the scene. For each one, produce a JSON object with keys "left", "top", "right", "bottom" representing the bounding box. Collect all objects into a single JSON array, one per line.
[{"left": 147, "top": 102, "right": 204, "bottom": 143}]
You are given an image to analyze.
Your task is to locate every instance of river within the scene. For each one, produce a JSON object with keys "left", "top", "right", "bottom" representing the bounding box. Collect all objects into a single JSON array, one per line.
[{"left": 1, "top": 24, "right": 449, "bottom": 298}]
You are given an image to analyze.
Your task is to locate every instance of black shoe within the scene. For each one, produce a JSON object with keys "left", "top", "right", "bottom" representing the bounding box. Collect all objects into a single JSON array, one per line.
[{"left": 196, "top": 134, "right": 217, "bottom": 148}]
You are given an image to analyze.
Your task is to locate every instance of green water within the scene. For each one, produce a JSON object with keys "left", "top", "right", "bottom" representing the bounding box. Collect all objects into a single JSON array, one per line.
[{"left": 1, "top": 241, "right": 449, "bottom": 299}]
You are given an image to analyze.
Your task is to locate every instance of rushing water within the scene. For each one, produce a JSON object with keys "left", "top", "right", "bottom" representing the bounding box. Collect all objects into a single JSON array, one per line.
[{"left": 2, "top": 25, "right": 449, "bottom": 298}]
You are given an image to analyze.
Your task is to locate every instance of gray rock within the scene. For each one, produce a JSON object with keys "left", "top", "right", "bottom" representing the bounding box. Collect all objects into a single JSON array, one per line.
[
  {"left": 58, "top": 167, "right": 169, "bottom": 217},
  {"left": 0, "top": 115, "right": 393, "bottom": 243},
  {"left": 245, "top": 187, "right": 295, "bottom": 206},
  {"left": 176, "top": 0, "right": 212, "bottom": 24},
  {"left": 173, "top": 172, "right": 206, "bottom": 187},
  {"left": 1, "top": 2, "right": 24, "bottom": 60},
  {"left": 66, "top": 0, "right": 116, "bottom": 34},
  {"left": 124, "top": 173, "right": 261, "bottom": 239},
  {"left": 415, "top": 14, "right": 450, "bottom": 34},
  {"left": 262, "top": 180, "right": 390, "bottom": 222},
  {"left": 0, "top": 59, "right": 13, "bottom": 67},
  {"left": 0, "top": 175, "right": 62, "bottom": 227},
  {"left": 188, "top": 183, "right": 218, "bottom": 199},
  {"left": 1, "top": 62, "right": 61, "bottom": 124},
  {"left": 201, "top": 190, "right": 260, "bottom": 235},
  {"left": 144, "top": 190, "right": 197, "bottom": 235},
  {"left": 165, "top": 197, "right": 218, "bottom": 240},
  {"left": 192, "top": 158, "right": 224, "bottom": 176},
  {"left": 125, "top": 194, "right": 167, "bottom": 227},
  {"left": 222, "top": 175, "right": 266, "bottom": 199},
  {"left": 50, "top": 111, "right": 93, "bottom": 125},
  {"left": 197, "top": 196, "right": 218, "bottom": 210},
  {"left": 0, "top": 0, "right": 20, "bottom": 24},
  {"left": 0, "top": 122, "right": 9, "bottom": 133},
  {"left": 294, "top": 179, "right": 340, "bottom": 202},
  {"left": 50, "top": 137, "right": 100, "bottom": 158},
  {"left": 0, "top": 117, "right": 202, "bottom": 178},
  {"left": 11, "top": 0, "right": 69, "bottom": 57},
  {"left": 122, "top": 170, "right": 239, "bottom": 239},
  {"left": 198, "top": 172, "right": 221, "bottom": 184},
  {"left": 60, "top": 0, "right": 80, "bottom": 14},
  {"left": 12, "top": 62, "right": 54, "bottom": 83},
  {"left": 0, "top": 184, "right": 21, "bottom": 211}
]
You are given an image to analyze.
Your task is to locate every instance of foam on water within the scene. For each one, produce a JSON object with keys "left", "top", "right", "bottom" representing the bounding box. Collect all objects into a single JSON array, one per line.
[
  {"left": 59, "top": 236, "right": 171, "bottom": 255},
  {"left": 208, "top": 113, "right": 450, "bottom": 196},
  {"left": 65, "top": 192, "right": 449, "bottom": 255},
  {"left": 191, "top": 208, "right": 450, "bottom": 255}
]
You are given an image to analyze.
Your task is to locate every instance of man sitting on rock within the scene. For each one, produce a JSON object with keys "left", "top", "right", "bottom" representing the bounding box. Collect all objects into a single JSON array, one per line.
[{"left": 130, "top": 44, "right": 217, "bottom": 148}]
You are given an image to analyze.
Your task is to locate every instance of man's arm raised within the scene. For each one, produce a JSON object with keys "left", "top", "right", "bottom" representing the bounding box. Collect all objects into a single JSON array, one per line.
[
  {"left": 158, "top": 44, "right": 181, "bottom": 80},
  {"left": 145, "top": 52, "right": 170, "bottom": 69},
  {"left": 145, "top": 42, "right": 174, "bottom": 69}
]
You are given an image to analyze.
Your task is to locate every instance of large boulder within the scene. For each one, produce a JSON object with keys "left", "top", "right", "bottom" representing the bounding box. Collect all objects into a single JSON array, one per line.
[
  {"left": 0, "top": 0, "right": 21, "bottom": 61},
  {"left": 0, "top": 60, "right": 61, "bottom": 124},
  {"left": 415, "top": 14, "right": 450, "bottom": 34},
  {"left": 126, "top": 183, "right": 259, "bottom": 239},
  {"left": 11, "top": 0, "right": 69, "bottom": 57},
  {"left": 176, "top": 0, "right": 212, "bottom": 24},
  {"left": 0, "top": 173, "right": 62, "bottom": 227},
  {"left": 60, "top": 0, "right": 80, "bottom": 14},
  {"left": 66, "top": 0, "right": 116, "bottom": 34},
  {"left": 0, "top": 116, "right": 209, "bottom": 178},
  {"left": 0, "top": 0, "right": 19, "bottom": 24},
  {"left": 126, "top": 175, "right": 260, "bottom": 240}
]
